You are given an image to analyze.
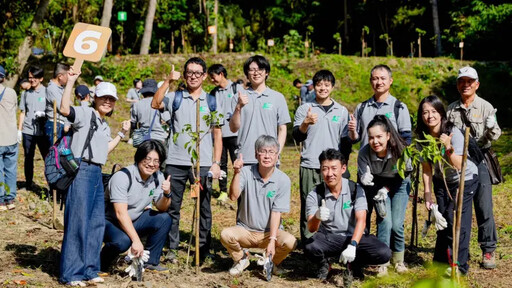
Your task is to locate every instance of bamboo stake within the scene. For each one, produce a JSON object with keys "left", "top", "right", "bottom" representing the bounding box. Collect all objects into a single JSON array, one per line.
[
  {"left": 195, "top": 97, "right": 201, "bottom": 273},
  {"left": 52, "top": 100, "right": 58, "bottom": 229},
  {"left": 452, "top": 127, "right": 470, "bottom": 280}
]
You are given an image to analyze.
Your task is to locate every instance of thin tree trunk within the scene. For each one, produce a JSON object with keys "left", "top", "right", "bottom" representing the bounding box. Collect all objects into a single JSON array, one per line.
[
  {"left": 344, "top": 0, "right": 349, "bottom": 43},
  {"left": 100, "top": 0, "right": 114, "bottom": 27},
  {"left": 431, "top": 0, "right": 442, "bottom": 56},
  {"left": 4, "top": 0, "right": 50, "bottom": 88},
  {"left": 140, "top": 0, "right": 158, "bottom": 55},
  {"left": 211, "top": 0, "right": 218, "bottom": 54}
]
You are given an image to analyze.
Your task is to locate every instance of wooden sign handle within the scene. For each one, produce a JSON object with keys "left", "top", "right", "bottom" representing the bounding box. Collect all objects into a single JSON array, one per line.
[{"left": 72, "top": 58, "right": 84, "bottom": 73}]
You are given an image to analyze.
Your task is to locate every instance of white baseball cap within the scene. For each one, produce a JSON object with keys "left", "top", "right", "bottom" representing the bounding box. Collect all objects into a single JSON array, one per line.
[
  {"left": 95, "top": 82, "right": 118, "bottom": 99},
  {"left": 457, "top": 66, "right": 479, "bottom": 81}
]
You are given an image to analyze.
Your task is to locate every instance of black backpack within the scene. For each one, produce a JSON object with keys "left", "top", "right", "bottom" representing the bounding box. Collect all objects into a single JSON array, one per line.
[
  {"left": 315, "top": 179, "right": 358, "bottom": 207},
  {"left": 169, "top": 90, "right": 217, "bottom": 133},
  {"left": 357, "top": 98, "right": 404, "bottom": 125}
]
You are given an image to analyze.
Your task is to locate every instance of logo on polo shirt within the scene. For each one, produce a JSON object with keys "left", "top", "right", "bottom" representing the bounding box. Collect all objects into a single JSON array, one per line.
[
  {"left": 199, "top": 106, "right": 207, "bottom": 112},
  {"left": 227, "top": 93, "right": 233, "bottom": 98},
  {"left": 343, "top": 200, "right": 352, "bottom": 209},
  {"left": 266, "top": 190, "right": 276, "bottom": 198},
  {"left": 385, "top": 112, "right": 393, "bottom": 119},
  {"left": 38, "top": 97, "right": 45, "bottom": 102},
  {"left": 262, "top": 103, "right": 273, "bottom": 110},
  {"left": 332, "top": 116, "right": 340, "bottom": 123},
  {"left": 149, "top": 189, "right": 154, "bottom": 196}
]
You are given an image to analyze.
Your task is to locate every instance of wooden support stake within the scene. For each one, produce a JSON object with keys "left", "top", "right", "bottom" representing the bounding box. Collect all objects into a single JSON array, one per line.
[
  {"left": 195, "top": 97, "right": 201, "bottom": 274},
  {"left": 52, "top": 100, "right": 58, "bottom": 229}
]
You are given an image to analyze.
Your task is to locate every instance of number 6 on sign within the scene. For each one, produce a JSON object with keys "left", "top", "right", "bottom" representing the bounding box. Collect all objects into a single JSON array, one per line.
[{"left": 63, "top": 23, "right": 112, "bottom": 72}]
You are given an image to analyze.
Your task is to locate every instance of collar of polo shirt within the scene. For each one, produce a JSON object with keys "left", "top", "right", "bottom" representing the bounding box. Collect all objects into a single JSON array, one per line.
[
  {"left": 370, "top": 148, "right": 393, "bottom": 161},
  {"left": 369, "top": 94, "right": 394, "bottom": 106},
  {"left": 252, "top": 165, "right": 277, "bottom": 183}
]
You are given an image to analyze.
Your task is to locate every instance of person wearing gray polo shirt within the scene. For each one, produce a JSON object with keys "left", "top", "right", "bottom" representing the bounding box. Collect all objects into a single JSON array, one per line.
[
  {"left": 417, "top": 95, "right": 479, "bottom": 275},
  {"left": 18, "top": 66, "right": 50, "bottom": 190},
  {"left": 208, "top": 64, "right": 242, "bottom": 203},
  {"left": 305, "top": 149, "right": 391, "bottom": 281},
  {"left": 220, "top": 135, "right": 297, "bottom": 277},
  {"left": 152, "top": 57, "right": 222, "bottom": 263},
  {"left": 293, "top": 70, "right": 354, "bottom": 245},
  {"left": 229, "top": 55, "right": 291, "bottom": 165},
  {"left": 348, "top": 64, "right": 412, "bottom": 148},
  {"left": 59, "top": 70, "right": 131, "bottom": 286},
  {"left": 45, "top": 63, "right": 70, "bottom": 145},
  {"left": 447, "top": 66, "right": 500, "bottom": 269},
  {"left": 101, "top": 140, "right": 172, "bottom": 272}
]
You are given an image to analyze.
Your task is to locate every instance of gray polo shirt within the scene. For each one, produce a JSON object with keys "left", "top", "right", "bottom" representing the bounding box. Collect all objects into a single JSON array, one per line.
[
  {"left": 106, "top": 164, "right": 165, "bottom": 222},
  {"left": 294, "top": 100, "right": 349, "bottom": 169},
  {"left": 20, "top": 86, "right": 47, "bottom": 136},
  {"left": 45, "top": 80, "right": 68, "bottom": 124},
  {"left": 236, "top": 165, "right": 291, "bottom": 232},
  {"left": 127, "top": 88, "right": 140, "bottom": 102},
  {"left": 231, "top": 87, "right": 291, "bottom": 164},
  {"left": 354, "top": 95, "right": 411, "bottom": 149},
  {"left": 447, "top": 95, "right": 501, "bottom": 149},
  {"left": 211, "top": 80, "right": 240, "bottom": 138},
  {"left": 306, "top": 178, "right": 367, "bottom": 236},
  {"left": 69, "top": 106, "right": 112, "bottom": 165},
  {"left": 131, "top": 97, "right": 167, "bottom": 142},
  {"left": 163, "top": 89, "right": 219, "bottom": 167},
  {"left": 357, "top": 144, "right": 410, "bottom": 179}
]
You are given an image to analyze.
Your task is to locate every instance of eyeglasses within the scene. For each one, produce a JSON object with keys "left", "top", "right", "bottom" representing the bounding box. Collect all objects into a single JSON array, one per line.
[
  {"left": 185, "top": 71, "right": 205, "bottom": 78},
  {"left": 257, "top": 150, "right": 278, "bottom": 156},
  {"left": 142, "top": 157, "right": 160, "bottom": 166},
  {"left": 248, "top": 68, "right": 265, "bottom": 75}
]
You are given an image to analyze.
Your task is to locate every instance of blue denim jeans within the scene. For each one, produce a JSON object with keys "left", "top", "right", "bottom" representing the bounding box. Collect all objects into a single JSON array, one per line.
[
  {"left": 101, "top": 209, "right": 172, "bottom": 269},
  {"left": 376, "top": 177, "right": 411, "bottom": 252},
  {"left": 0, "top": 143, "right": 18, "bottom": 203},
  {"left": 59, "top": 162, "right": 105, "bottom": 283}
]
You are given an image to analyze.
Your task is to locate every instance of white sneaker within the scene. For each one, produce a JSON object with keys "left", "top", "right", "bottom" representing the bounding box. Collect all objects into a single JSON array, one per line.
[
  {"left": 89, "top": 277, "right": 104, "bottom": 283},
  {"left": 229, "top": 258, "right": 250, "bottom": 276},
  {"left": 67, "top": 281, "right": 86, "bottom": 287},
  {"left": 394, "top": 262, "right": 408, "bottom": 273},
  {"left": 377, "top": 265, "right": 388, "bottom": 277}
]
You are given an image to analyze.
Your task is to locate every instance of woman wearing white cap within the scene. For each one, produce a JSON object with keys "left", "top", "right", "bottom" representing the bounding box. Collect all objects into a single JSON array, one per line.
[{"left": 58, "top": 69, "right": 130, "bottom": 286}]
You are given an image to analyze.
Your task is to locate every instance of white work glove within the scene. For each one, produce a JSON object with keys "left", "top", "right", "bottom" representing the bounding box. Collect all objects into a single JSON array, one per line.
[
  {"left": 485, "top": 108, "right": 497, "bottom": 129},
  {"left": 430, "top": 204, "right": 448, "bottom": 231},
  {"left": 34, "top": 111, "right": 45, "bottom": 118},
  {"left": 126, "top": 249, "right": 150, "bottom": 263},
  {"left": 360, "top": 165, "right": 374, "bottom": 186},
  {"left": 124, "top": 260, "right": 145, "bottom": 277},
  {"left": 340, "top": 244, "right": 356, "bottom": 264},
  {"left": 373, "top": 187, "right": 388, "bottom": 201},
  {"left": 17, "top": 130, "right": 22, "bottom": 143},
  {"left": 315, "top": 199, "right": 330, "bottom": 222},
  {"left": 219, "top": 170, "right": 227, "bottom": 180}
]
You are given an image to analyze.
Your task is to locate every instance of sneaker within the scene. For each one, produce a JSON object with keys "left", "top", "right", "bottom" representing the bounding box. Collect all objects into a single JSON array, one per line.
[
  {"left": 217, "top": 192, "right": 228, "bottom": 202},
  {"left": 377, "top": 265, "right": 388, "bottom": 277},
  {"left": 317, "top": 261, "right": 331, "bottom": 281},
  {"left": 165, "top": 250, "right": 179, "bottom": 264},
  {"left": 0, "top": 204, "right": 6, "bottom": 212},
  {"left": 394, "top": 262, "right": 408, "bottom": 273},
  {"left": 144, "top": 264, "right": 169, "bottom": 272},
  {"left": 67, "top": 281, "right": 86, "bottom": 287},
  {"left": 229, "top": 258, "right": 250, "bottom": 276},
  {"left": 483, "top": 252, "right": 496, "bottom": 269},
  {"left": 88, "top": 277, "right": 104, "bottom": 283},
  {"left": 6, "top": 202, "right": 15, "bottom": 210}
]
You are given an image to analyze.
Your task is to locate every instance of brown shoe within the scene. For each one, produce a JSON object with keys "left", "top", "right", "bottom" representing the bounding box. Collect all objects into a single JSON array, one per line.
[{"left": 483, "top": 252, "right": 496, "bottom": 269}]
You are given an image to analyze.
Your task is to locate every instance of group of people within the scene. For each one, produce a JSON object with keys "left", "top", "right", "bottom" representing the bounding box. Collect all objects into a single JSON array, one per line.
[{"left": 0, "top": 55, "right": 501, "bottom": 286}]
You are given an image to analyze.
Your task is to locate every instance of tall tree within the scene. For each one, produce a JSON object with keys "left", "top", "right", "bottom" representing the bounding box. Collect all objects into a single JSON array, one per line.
[
  {"left": 431, "top": 0, "right": 442, "bottom": 56},
  {"left": 4, "top": 0, "right": 49, "bottom": 88},
  {"left": 211, "top": 0, "right": 218, "bottom": 54},
  {"left": 100, "top": 0, "right": 114, "bottom": 27},
  {"left": 140, "top": 0, "right": 158, "bottom": 54}
]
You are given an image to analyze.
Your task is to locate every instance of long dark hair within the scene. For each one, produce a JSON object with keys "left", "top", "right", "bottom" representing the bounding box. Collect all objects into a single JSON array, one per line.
[
  {"left": 416, "top": 95, "right": 453, "bottom": 139},
  {"left": 367, "top": 115, "right": 406, "bottom": 160}
]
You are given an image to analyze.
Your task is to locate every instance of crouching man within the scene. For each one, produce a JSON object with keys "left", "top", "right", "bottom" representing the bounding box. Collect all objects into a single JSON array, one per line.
[
  {"left": 101, "top": 140, "right": 172, "bottom": 272},
  {"left": 305, "top": 149, "right": 391, "bottom": 280},
  {"left": 220, "top": 135, "right": 297, "bottom": 276}
]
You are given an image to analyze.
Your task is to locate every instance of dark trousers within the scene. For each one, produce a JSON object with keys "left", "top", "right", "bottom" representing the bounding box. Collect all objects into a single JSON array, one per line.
[
  {"left": 304, "top": 229, "right": 391, "bottom": 271},
  {"left": 474, "top": 161, "right": 497, "bottom": 253},
  {"left": 100, "top": 210, "right": 172, "bottom": 269},
  {"left": 165, "top": 165, "right": 212, "bottom": 253},
  {"left": 219, "top": 136, "right": 238, "bottom": 192},
  {"left": 22, "top": 133, "right": 50, "bottom": 186},
  {"left": 433, "top": 176, "right": 478, "bottom": 274}
]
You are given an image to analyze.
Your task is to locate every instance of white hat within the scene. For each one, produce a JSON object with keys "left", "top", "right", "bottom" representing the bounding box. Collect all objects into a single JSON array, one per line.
[
  {"left": 457, "top": 66, "right": 479, "bottom": 81},
  {"left": 95, "top": 82, "right": 118, "bottom": 99},
  {"left": 94, "top": 75, "right": 104, "bottom": 81},
  {"left": 305, "top": 79, "right": 313, "bottom": 86}
]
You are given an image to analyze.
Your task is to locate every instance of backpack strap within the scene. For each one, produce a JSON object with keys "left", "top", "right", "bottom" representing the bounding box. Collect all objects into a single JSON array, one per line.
[
  {"left": 231, "top": 82, "right": 238, "bottom": 95},
  {"left": 80, "top": 111, "right": 99, "bottom": 161},
  {"left": 206, "top": 93, "right": 216, "bottom": 112},
  {"left": 119, "top": 168, "right": 133, "bottom": 192},
  {"left": 170, "top": 90, "right": 184, "bottom": 133},
  {"left": 394, "top": 99, "right": 402, "bottom": 123},
  {"left": 316, "top": 180, "right": 358, "bottom": 206}
]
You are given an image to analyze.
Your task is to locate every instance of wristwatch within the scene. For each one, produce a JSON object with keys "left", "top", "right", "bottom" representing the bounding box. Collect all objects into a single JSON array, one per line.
[
  {"left": 163, "top": 192, "right": 172, "bottom": 198},
  {"left": 213, "top": 161, "right": 221, "bottom": 165},
  {"left": 351, "top": 240, "right": 358, "bottom": 247},
  {"left": 118, "top": 131, "right": 126, "bottom": 139}
]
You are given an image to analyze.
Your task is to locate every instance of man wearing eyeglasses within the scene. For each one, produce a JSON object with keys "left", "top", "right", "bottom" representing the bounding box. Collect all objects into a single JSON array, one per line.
[
  {"left": 152, "top": 57, "right": 222, "bottom": 264},
  {"left": 220, "top": 135, "right": 297, "bottom": 277},
  {"left": 229, "top": 55, "right": 291, "bottom": 166}
]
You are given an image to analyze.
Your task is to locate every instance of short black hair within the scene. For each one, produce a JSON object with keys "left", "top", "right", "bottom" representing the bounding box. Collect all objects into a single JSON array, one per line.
[
  {"left": 28, "top": 66, "right": 44, "bottom": 78},
  {"left": 53, "top": 63, "right": 70, "bottom": 78},
  {"left": 207, "top": 64, "right": 227, "bottom": 77},
  {"left": 19, "top": 78, "right": 29, "bottom": 85},
  {"left": 184, "top": 57, "right": 207, "bottom": 76},
  {"left": 313, "top": 70, "right": 335, "bottom": 86},
  {"left": 293, "top": 78, "right": 302, "bottom": 86},
  {"left": 243, "top": 55, "right": 270, "bottom": 78},
  {"left": 318, "top": 148, "right": 346, "bottom": 166},
  {"left": 134, "top": 139, "right": 167, "bottom": 165},
  {"left": 370, "top": 64, "right": 392, "bottom": 79},
  {"left": 133, "top": 78, "right": 142, "bottom": 87}
]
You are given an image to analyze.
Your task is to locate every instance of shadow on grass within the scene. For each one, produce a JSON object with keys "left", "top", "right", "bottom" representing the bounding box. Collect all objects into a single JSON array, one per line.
[{"left": 5, "top": 243, "right": 60, "bottom": 278}]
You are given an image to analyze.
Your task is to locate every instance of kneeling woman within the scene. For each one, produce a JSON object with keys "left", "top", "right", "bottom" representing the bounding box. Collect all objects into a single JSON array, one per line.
[
  {"left": 59, "top": 71, "right": 130, "bottom": 286},
  {"left": 357, "top": 115, "right": 410, "bottom": 275},
  {"left": 417, "top": 95, "right": 479, "bottom": 275},
  {"left": 101, "top": 139, "right": 172, "bottom": 272}
]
